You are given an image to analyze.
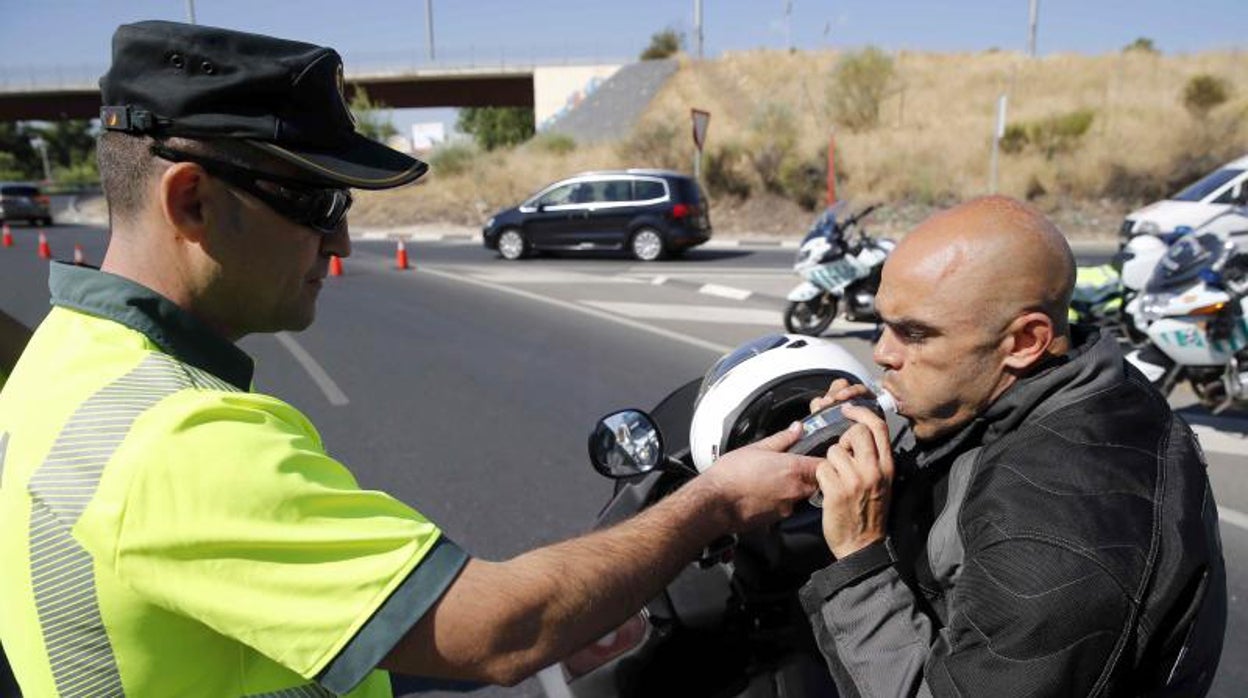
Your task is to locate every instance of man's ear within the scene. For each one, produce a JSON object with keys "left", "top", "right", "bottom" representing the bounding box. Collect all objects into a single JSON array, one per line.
[
  {"left": 1001, "top": 311, "right": 1054, "bottom": 371},
  {"left": 157, "top": 163, "right": 209, "bottom": 243}
]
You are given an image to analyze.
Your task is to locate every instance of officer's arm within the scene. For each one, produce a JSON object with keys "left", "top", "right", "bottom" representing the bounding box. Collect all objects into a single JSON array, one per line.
[
  {"left": 381, "top": 426, "right": 819, "bottom": 686},
  {"left": 0, "top": 309, "right": 31, "bottom": 380}
]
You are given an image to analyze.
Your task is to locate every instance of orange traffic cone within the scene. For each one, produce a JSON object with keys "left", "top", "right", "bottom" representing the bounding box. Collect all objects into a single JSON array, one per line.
[
  {"left": 2, "top": 223, "right": 12, "bottom": 248},
  {"left": 37, "top": 231, "right": 51, "bottom": 260},
  {"left": 73, "top": 244, "right": 86, "bottom": 266},
  {"left": 329, "top": 255, "right": 343, "bottom": 277},
  {"left": 395, "top": 240, "right": 410, "bottom": 270}
]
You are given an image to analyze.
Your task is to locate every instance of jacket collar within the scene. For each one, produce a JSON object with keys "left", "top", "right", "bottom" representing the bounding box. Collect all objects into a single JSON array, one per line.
[
  {"left": 910, "top": 327, "right": 1118, "bottom": 468},
  {"left": 49, "top": 263, "right": 253, "bottom": 391}
]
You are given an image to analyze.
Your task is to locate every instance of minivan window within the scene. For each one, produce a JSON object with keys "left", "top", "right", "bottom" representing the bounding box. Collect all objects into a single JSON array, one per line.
[
  {"left": 601, "top": 179, "right": 632, "bottom": 202},
  {"left": 1172, "top": 168, "right": 1244, "bottom": 202},
  {"left": 633, "top": 180, "right": 666, "bottom": 201},
  {"left": 537, "top": 183, "right": 579, "bottom": 207},
  {"left": 1, "top": 185, "right": 39, "bottom": 197}
]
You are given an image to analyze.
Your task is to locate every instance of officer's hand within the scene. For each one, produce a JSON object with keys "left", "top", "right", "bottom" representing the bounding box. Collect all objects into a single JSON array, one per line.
[
  {"left": 700, "top": 423, "right": 821, "bottom": 532},
  {"left": 815, "top": 404, "right": 893, "bottom": 559},
  {"left": 809, "top": 378, "right": 873, "bottom": 415}
]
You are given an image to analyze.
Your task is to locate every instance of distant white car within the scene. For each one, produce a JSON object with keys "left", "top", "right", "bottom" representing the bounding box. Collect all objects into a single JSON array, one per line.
[{"left": 1120, "top": 154, "right": 1248, "bottom": 239}]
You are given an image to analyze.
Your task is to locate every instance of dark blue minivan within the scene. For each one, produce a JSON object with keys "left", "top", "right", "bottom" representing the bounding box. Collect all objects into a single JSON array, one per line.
[{"left": 482, "top": 169, "right": 711, "bottom": 261}]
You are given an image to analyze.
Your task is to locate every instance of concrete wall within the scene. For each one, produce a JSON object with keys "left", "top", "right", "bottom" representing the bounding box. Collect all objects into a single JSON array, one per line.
[{"left": 532, "top": 64, "right": 622, "bottom": 131}]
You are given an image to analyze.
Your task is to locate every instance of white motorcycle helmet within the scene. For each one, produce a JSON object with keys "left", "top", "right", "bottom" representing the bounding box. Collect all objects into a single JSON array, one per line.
[{"left": 689, "top": 333, "right": 875, "bottom": 472}]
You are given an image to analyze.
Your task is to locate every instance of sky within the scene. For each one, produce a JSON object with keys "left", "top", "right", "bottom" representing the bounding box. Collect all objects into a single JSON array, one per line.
[{"left": 1, "top": 0, "right": 1244, "bottom": 135}]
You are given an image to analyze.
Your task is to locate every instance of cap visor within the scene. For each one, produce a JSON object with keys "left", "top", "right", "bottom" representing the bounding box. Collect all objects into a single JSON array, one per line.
[{"left": 248, "top": 133, "right": 427, "bottom": 190}]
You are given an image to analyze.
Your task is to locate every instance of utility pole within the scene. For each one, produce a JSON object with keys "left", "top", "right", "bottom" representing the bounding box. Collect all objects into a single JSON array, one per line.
[
  {"left": 425, "top": 0, "right": 436, "bottom": 63},
  {"left": 694, "top": 0, "right": 704, "bottom": 59},
  {"left": 1027, "top": 0, "right": 1039, "bottom": 58},
  {"left": 784, "top": 0, "right": 794, "bottom": 51},
  {"left": 186, "top": 0, "right": 196, "bottom": 24}
]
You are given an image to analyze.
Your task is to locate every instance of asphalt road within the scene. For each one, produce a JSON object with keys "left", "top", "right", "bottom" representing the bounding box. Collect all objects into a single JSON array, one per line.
[{"left": 1, "top": 223, "right": 1245, "bottom": 697}]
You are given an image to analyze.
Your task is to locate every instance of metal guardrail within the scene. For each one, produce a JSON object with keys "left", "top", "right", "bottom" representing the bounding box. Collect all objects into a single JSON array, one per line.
[{"left": 0, "top": 46, "right": 631, "bottom": 92}]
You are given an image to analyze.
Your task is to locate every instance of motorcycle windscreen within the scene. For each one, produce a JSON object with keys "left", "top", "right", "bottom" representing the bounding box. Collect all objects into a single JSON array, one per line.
[{"left": 1145, "top": 232, "right": 1231, "bottom": 292}]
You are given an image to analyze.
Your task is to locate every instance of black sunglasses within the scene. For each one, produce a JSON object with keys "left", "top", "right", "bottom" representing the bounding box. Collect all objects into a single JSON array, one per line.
[{"left": 150, "top": 143, "right": 352, "bottom": 235}]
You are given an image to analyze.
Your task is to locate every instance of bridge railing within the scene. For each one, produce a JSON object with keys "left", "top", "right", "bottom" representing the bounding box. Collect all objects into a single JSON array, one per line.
[{"left": 0, "top": 45, "right": 631, "bottom": 92}]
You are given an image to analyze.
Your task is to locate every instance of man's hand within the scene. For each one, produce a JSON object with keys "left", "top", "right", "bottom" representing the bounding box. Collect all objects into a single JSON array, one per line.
[
  {"left": 698, "top": 423, "right": 822, "bottom": 532},
  {"left": 815, "top": 404, "right": 894, "bottom": 559},
  {"left": 809, "top": 377, "right": 873, "bottom": 415}
]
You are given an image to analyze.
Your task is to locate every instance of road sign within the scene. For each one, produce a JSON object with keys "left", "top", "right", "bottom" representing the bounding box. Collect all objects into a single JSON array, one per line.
[{"left": 691, "top": 109, "right": 711, "bottom": 151}]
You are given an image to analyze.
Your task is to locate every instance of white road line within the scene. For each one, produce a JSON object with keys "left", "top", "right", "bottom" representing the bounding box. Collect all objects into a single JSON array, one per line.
[
  {"left": 651, "top": 276, "right": 668, "bottom": 285},
  {"left": 1221, "top": 507, "right": 1248, "bottom": 532},
  {"left": 699, "top": 283, "right": 753, "bottom": 301},
  {"left": 1190, "top": 424, "right": 1246, "bottom": 456},
  {"left": 274, "top": 332, "right": 350, "bottom": 406},
  {"left": 468, "top": 270, "right": 643, "bottom": 285},
  {"left": 419, "top": 268, "right": 733, "bottom": 355},
  {"left": 582, "top": 301, "right": 779, "bottom": 325}
]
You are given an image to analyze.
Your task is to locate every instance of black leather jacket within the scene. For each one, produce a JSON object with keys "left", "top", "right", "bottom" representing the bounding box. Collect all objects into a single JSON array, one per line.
[{"left": 800, "top": 329, "right": 1227, "bottom": 697}]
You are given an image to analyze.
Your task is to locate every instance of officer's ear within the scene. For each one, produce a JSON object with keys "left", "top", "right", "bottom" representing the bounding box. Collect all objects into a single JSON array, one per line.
[
  {"left": 157, "top": 162, "right": 210, "bottom": 244},
  {"left": 1000, "top": 310, "right": 1054, "bottom": 371}
]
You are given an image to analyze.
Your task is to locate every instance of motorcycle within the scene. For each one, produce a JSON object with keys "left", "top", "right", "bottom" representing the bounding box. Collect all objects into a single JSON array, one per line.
[
  {"left": 783, "top": 203, "right": 894, "bottom": 336},
  {"left": 1069, "top": 232, "right": 1168, "bottom": 346},
  {"left": 1125, "top": 222, "right": 1248, "bottom": 413},
  {"left": 539, "top": 379, "right": 840, "bottom": 697}
]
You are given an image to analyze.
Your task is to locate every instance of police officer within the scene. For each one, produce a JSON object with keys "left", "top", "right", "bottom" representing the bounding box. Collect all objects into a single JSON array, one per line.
[{"left": 0, "top": 21, "right": 823, "bottom": 697}]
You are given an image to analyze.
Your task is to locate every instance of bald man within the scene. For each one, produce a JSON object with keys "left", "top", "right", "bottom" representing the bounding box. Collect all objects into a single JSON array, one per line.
[{"left": 799, "top": 196, "right": 1226, "bottom": 697}]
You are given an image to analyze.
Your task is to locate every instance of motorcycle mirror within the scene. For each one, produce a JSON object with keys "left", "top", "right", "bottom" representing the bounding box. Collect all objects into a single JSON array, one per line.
[{"left": 588, "top": 409, "right": 665, "bottom": 478}]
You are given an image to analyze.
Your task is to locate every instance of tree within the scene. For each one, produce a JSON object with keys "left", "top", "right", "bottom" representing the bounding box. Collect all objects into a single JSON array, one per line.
[
  {"left": 640, "top": 29, "right": 683, "bottom": 60},
  {"left": 1123, "top": 37, "right": 1159, "bottom": 54},
  {"left": 456, "top": 107, "right": 534, "bottom": 151},
  {"left": 27, "top": 120, "right": 96, "bottom": 172},
  {"left": 348, "top": 87, "right": 398, "bottom": 143},
  {"left": 0, "top": 123, "right": 42, "bottom": 180}
]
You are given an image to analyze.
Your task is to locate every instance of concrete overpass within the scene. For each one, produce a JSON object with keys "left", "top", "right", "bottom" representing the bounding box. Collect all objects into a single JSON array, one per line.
[{"left": 0, "top": 63, "right": 620, "bottom": 126}]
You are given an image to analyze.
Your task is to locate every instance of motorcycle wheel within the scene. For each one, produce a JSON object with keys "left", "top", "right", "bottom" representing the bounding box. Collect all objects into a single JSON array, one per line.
[{"left": 784, "top": 297, "right": 838, "bottom": 336}]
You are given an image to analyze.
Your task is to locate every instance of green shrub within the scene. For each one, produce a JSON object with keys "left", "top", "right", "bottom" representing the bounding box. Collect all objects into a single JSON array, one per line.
[
  {"left": 829, "top": 47, "right": 896, "bottom": 132},
  {"left": 619, "top": 122, "right": 684, "bottom": 171},
  {"left": 1001, "top": 109, "right": 1095, "bottom": 159},
  {"left": 528, "top": 132, "right": 577, "bottom": 155},
  {"left": 703, "top": 142, "right": 751, "bottom": 199},
  {"left": 999, "top": 124, "right": 1030, "bottom": 154},
  {"left": 779, "top": 155, "right": 827, "bottom": 211},
  {"left": 1030, "top": 109, "right": 1095, "bottom": 158},
  {"left": 428, "top": 142, "right": 479, "bottom": 177},
  {"left": 746, "top": 103, "right": 799, "bottom": 193},
  {"left": 1183, "top": 74, "right": 1231, "bottom": 119},
  {"left": 640, "top": 28, "right": 682, "bottom": 60}
]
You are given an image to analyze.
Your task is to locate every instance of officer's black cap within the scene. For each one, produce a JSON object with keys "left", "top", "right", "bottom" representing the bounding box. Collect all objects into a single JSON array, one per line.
[{"left": 99, "top": 20, "right": 426, "bottom": 190}]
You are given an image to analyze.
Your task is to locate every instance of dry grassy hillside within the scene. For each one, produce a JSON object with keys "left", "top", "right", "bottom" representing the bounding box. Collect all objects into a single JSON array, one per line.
[{"left": 354, "top": 48, "right": 1248, "bottom": 239}]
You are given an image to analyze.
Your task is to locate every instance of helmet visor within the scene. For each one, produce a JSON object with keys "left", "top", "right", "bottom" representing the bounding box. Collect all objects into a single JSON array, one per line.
[{"left": 696, "top": 334, "right": 791, "bottom": 406}]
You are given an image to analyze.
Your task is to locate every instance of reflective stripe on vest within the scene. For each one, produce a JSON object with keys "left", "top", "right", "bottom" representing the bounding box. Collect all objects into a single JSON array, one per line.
[{"left": 27, "top": 353, "right": 235, "bottom": 696}]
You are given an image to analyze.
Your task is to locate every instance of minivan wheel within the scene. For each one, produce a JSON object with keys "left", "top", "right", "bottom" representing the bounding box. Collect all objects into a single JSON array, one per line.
[
  {"left": 497, "top": 229, "right": 527, "bottom": 260},
  {"left": 630, "top": 228, "right": 665, "bottom": 262}
]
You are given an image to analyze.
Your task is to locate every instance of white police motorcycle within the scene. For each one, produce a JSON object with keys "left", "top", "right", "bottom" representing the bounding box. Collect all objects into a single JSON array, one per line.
[
  {"left": 1125, "top": 213, "right": 1248, "bottom": 413},
  {"left": 783, "top": 203, "right": 894, "bottom": 336}
]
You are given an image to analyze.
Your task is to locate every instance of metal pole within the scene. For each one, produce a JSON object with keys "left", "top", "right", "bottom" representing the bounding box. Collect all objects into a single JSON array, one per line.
[
  {"left": 425, "top": 0, "right": 435, "bottom": 63},
  {"left": 694, "top": 0, "right": 704, "bottom": 60},
  {"left": 1027, "top": 0, "right": 1039, "bottom": 58},
  {"left": 784, "top": 0, "right": 793, "bottom": 51},
  {"left": 990, "top": 93, "right": 1007, "bottom": 193},
  {"left": 185, "top": 0, "right": 196, "bottom": 24}
]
